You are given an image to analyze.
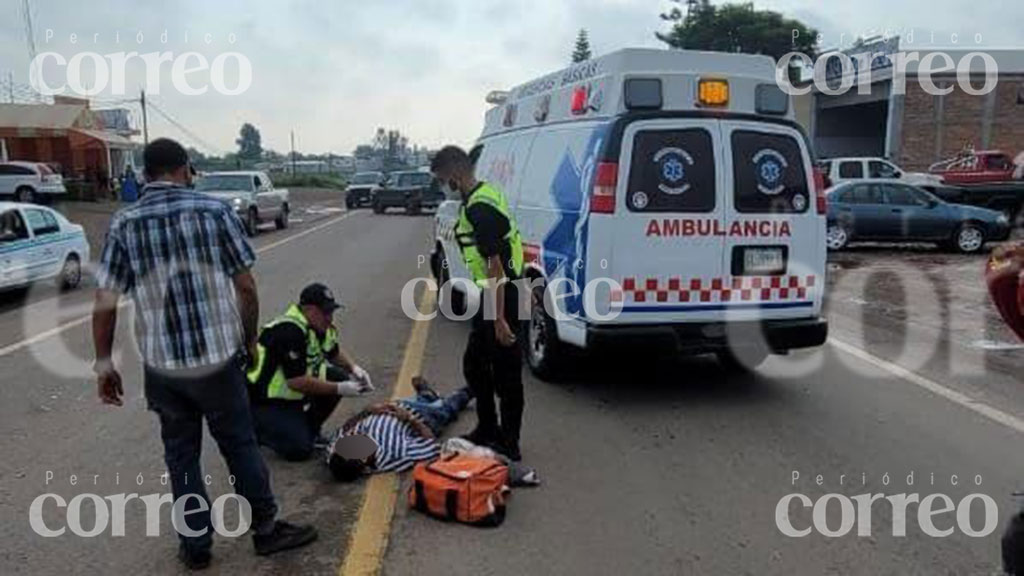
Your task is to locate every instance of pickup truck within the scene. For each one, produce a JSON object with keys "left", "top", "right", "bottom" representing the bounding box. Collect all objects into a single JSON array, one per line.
[
  {"left": 194, "top": 171, "right": 290, "bottom": 236},
  {"left": 929, "top": 150, "right": 1020, "bottom": 185},
  {"left": 371, "top": 170, "right": 443, "bottom": 215},
  {"left": 922, "top": 150, "right": 1024, "bottom": 226},
  {"left": 922, "top": 182, "right": 1024, "bottom": 226},
  {"left": 345, "top": 171, "right": 385, "bottom": 209}
]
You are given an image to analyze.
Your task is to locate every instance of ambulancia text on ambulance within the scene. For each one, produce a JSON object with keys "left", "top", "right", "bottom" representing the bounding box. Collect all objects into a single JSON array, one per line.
[{"left": 432, "top": 48, "right": 828, "bottom": 379}]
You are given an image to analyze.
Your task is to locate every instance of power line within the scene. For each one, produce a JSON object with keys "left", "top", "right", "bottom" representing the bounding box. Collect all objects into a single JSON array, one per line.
[{"left": 146, "top": 99, "right": 224, "bottom": 156}]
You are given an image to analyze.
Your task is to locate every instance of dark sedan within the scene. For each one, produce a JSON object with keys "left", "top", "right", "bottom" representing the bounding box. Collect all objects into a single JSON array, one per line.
[{"left": 826, "top": 179, "right": 1012, "bottom": 253}]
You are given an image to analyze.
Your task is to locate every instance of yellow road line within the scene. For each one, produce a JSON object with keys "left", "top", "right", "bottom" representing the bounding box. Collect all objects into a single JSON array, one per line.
[{"left": 339, "top": 287, "right": 437, "bottom": 576}]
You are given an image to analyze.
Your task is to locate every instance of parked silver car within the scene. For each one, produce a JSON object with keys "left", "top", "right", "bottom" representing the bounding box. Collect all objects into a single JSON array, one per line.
[
  {"left": 194, "top": 171, "right": 290, "bottom": 236},
  {"left": 0, "top": 161, "right": 67, "bottom": 204}
]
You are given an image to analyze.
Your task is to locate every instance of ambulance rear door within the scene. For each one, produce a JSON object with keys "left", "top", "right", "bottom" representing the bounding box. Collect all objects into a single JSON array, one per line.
[
  {"left": 596, "top": 118, "right": 729, "bottom": 324},
  {"left": 719, "top": 120, "right": 824, "bottom": 321}
]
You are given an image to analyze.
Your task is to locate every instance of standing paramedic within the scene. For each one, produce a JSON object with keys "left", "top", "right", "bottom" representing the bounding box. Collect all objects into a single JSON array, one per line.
[
  {"left": 91, "top": 138, "right": 317, "bottom": 570},
  {"left": 247, "top": 283, "right": 375, "bottom": 461},
  {"left": 430, "top": 145, "right": 525, "bottom": 461}
]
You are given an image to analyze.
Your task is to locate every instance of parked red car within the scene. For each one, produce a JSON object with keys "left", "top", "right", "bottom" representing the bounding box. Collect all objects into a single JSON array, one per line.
[{"left": 986, "top": 241, "right": 1024, "bottom": 340}]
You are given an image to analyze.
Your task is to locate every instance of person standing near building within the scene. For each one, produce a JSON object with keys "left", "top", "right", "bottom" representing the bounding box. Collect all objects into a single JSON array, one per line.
[
  {"left": 430, "top": 145, "right": 526, "bottom": 461},
  {"left": 91, "top": 138, "right": 317, "bottom": 570}
]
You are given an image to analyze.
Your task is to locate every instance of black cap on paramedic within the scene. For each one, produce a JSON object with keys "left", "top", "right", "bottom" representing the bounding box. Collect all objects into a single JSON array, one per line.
[{"left": 300, "top": 283, "right": 342, "bottom": 313}]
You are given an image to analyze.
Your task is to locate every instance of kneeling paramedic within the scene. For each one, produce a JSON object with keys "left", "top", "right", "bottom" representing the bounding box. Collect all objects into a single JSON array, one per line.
[
  {"left": 431, "top": 145, "right": 526, "bottom": 461},
  {"left": 248, "top": 283, "right": 374, "bottom": 461}
]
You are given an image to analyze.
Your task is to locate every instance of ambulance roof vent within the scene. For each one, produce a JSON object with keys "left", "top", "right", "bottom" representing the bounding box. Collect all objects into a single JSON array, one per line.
[{"left": 485, "top": 91, "right": 510, "bottom": 106}]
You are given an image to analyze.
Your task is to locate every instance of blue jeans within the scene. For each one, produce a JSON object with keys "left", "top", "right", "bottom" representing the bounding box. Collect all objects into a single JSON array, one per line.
[
  {"left": 397, "top": 388, "right": 472, "bottom": 436},
  {"left": 144, "top": 355, "right": 278, "bottom": 553}
]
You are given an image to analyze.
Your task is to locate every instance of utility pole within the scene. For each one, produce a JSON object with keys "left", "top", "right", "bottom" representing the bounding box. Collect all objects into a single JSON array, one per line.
[
  {"left": 290, "top": 130, "right": 296, "bottom": 176},
  {"left": 140, "top": 89, "right": 149, "bottom": 146},
  {"left": 22, "top": 0, "right": 37, "bottom": 63}
]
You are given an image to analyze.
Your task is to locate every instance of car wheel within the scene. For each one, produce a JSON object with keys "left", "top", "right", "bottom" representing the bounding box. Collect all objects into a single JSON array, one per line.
[
  {"left": 953, "top": 223, "right": 985, "bottom": 254},
  {"left": 275, "top": 204, "right": 289, "bottom": 230},
  {"left": 406, "top": 200, "right": 421, "bottom": 216},
  {"left": 15, "top": 186, "right": 35, "bottom": 204},
  {"left": 437, "top": 249, "right": 467, "bottom": 317},
  {"left": 245, "top": 208, "right": 259, "bottom": 237},
  {"left": 716, "top": 346, "right": 769, "bottom": 372},
  {"left": 345, "top": 198, "right": 355, "bottom": 210},
  {"left": 826, "top": 224, "right": 849, "bottom": 251},
  {"left": 58, "top": 254, "right": 82, "bottom": 290},
  {"left": 526, "top": 283, "right": 567, "bottom": 381},
  {"left": 372, "top": 199, "right": 385, "bottom": 214}
]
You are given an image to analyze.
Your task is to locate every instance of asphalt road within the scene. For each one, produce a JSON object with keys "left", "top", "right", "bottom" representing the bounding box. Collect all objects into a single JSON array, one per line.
[{"left": 0, "top": 201, "right": 1021, "bottom": 575}]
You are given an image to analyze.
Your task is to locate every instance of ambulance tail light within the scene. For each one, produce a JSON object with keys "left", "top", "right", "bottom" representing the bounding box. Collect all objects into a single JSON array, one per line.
[
  {"left": 591, "top": 162, "right": 618, "bottom": 214},
  {"left": 571, "top": 86, "right": 589, "bottom": 115},
  {"left": 813, "top": 167, "right": 827, "bottom": 214}
]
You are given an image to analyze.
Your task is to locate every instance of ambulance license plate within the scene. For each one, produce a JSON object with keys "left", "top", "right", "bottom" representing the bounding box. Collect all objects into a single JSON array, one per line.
[{"left": 739, "top": 247, "right": 787, "bottom": 275}]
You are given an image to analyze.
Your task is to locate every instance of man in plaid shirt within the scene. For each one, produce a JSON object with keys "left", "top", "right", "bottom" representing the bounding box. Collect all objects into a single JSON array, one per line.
[{"left": 92, "top": 138, "right": 316, "bottom": 570}]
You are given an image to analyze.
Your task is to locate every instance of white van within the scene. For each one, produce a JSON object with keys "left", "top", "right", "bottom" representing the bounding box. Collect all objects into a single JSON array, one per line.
[{"left": 433, "top": 48, "right": 828, "bottom": 378}]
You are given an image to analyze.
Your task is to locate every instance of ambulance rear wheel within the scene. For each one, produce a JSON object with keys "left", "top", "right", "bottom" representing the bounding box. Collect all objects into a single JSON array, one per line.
[
  {"left": 526, "top": 284, "right": 566, "bottom": 381},
  {"left": 716, "top": 346, "right": 769, "bottom": 372}
]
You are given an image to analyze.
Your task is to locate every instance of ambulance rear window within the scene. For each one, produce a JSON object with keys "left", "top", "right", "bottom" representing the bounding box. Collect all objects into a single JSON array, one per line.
[
  {"left": 626, "top": 129, "right": 715, "bottom": 213},
  {"left": 731, "top": 131, "right": 809, "bottom": 214}
]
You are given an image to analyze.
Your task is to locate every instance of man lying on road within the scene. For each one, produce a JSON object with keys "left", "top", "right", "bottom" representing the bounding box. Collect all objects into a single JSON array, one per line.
[
  {"left": 326, "top": 377, "right": 473, "bottom": 481},
  {"left": 247, "top": 283, "right": 374, "bottom": 461}
]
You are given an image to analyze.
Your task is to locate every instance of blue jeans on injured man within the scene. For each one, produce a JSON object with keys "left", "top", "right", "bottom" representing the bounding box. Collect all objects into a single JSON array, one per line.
[{"left": 396, "top": 388, "right": 472, "bottom": 435}]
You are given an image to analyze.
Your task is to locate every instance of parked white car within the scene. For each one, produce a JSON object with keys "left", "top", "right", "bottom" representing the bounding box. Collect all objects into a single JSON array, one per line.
[
  {"left": 0, "top": 161, "right": 67, "bottom": 204},
  {"left": 0, "top": 202, "right": 89, "bottom": 292},
  {"left": 819, "top": 157, "right": 940, "bottom": 187}
]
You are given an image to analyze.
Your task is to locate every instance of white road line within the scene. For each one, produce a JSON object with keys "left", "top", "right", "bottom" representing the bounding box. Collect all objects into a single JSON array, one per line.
[
  {"left": 254, "top": 211, "right": 355, "bottom": 254},
  {"left": 0, "top": 210, "right": 357, "bottom": 359},
  {"left": 830, "top": 337, "right": 1024, "bottom": 436}
]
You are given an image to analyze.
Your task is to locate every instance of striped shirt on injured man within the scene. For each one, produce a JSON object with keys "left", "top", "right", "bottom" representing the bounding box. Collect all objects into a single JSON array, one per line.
[{"left": 332, "top": 413, "right": 439, "bottom": 473}]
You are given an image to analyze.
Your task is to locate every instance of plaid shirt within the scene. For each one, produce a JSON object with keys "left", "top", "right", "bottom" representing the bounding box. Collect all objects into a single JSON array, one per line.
[{"left": 96, "top": 183, "right": 256, "bottom": 370}]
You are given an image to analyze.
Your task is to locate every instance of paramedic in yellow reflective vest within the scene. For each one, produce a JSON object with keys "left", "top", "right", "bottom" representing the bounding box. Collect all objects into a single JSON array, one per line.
[
  {"left": 431, "top": 146, "right": 525, "bottom": 462},
  {"left": 247, "top": 283, "right": 374, "bottom": 461}
]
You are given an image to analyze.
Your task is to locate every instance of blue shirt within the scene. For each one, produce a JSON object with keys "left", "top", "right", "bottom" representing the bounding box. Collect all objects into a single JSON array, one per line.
[{"left": 96, "top": 183, "right": 256, "bottom": 370}]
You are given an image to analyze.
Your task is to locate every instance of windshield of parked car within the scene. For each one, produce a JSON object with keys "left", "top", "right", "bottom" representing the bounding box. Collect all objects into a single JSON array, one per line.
[
  {"left": 194, "top": 175, "right": 253, "bottom": 193},
  {"left": 393, "top": 173, "right": 432, "bottom": 187},
  {"left": 351, "top": 173, "right": 381, "bottom": 185}
]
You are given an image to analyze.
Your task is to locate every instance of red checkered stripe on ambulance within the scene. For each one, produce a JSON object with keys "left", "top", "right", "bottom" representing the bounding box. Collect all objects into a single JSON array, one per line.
[{"left": 612, "top": 275, "right": 818, "bottom": 304}]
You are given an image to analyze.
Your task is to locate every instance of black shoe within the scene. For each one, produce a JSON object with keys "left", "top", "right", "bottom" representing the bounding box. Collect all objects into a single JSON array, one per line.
[
  {"left": 313, "top": 433, "right": 330, "bottom": 451},
  {"left": 411, "top": 376, "right": 440, "bottom": 401},
  {"left": 253, "top": 520, "right": 319, "bottom": 556},
  {"left": 487, "top": 436, "right": 522, "bottom": 462},
  {"left": 178, "top": 544, "right": 212, "bottom": 571},
  {"left": 502, "top": 442, "right": 522, "bottom": 463}
]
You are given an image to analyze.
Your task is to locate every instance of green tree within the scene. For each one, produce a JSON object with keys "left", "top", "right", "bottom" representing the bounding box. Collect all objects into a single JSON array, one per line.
[
  {"left": 572, "top": 29, "right": 593, "bottom": 63},
  {"left": 656, "top": 0, "right": 817, "bottom": 74},
  {"left": 235, "top": 123, "right": 263, "bottom": 160}
]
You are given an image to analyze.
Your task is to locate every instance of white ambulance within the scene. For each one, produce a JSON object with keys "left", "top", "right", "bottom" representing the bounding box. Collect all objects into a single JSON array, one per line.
[{"left": 433, "top": 48, "right": 828, "bottom": 378}]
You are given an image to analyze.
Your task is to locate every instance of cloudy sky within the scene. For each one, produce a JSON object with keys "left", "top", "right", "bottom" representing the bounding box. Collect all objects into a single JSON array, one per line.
[{"left": 1, "top": 0, "right": 1021, "bottom": 156}]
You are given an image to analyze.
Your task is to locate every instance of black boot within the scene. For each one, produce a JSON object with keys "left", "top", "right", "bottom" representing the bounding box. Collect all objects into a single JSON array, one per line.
[
  {"left": 253, "top": 520, "right": 318, "bottom": 556},
  {"left": 178, "top": 544, "right": 212, "bottom": 571}
]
